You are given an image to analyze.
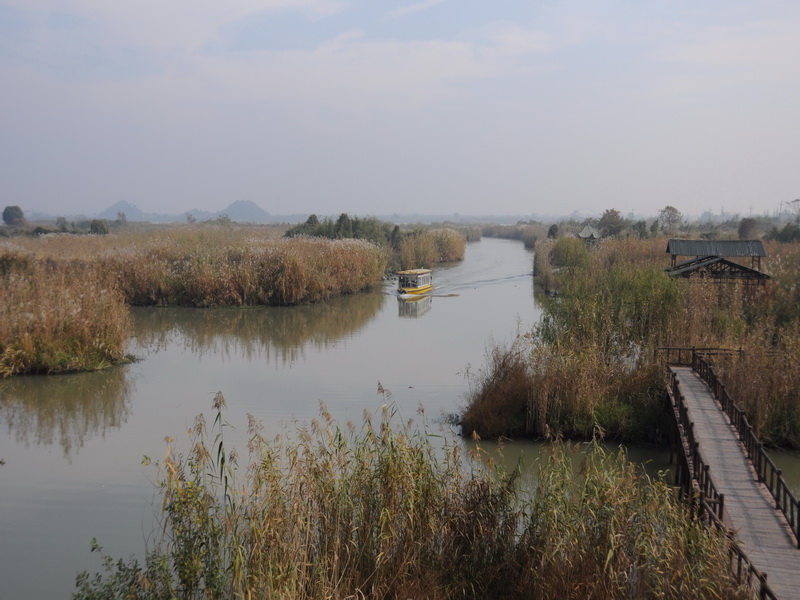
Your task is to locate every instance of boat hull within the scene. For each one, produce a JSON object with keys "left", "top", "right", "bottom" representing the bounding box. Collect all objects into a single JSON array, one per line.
[{"left": 398, "top": 284, "right": 433, "bottom": 295}]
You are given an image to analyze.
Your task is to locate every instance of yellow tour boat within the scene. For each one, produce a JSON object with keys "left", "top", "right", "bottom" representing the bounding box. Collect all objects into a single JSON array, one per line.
[{"left": 397, "top": 268, "right": 433, "bottom": 295}]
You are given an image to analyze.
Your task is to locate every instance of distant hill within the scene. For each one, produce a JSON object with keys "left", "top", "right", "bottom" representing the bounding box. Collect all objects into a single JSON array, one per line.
[
  {"left": 29, "top": 200, "right": 555, "bottom": 226},
  {"left": 97, "top": 200, "right": 274, "bottom": 223},
  {"left": 97, "top": 201, "right": 149, "bottom": 221},
  {"left": 219, "top": 200, "right": 271, "bottom": 222}
]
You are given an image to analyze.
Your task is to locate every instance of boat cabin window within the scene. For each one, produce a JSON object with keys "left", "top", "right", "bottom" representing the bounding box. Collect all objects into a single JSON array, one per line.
[{"left": 398, "top": 270, "right": 431, "bottom": 289}]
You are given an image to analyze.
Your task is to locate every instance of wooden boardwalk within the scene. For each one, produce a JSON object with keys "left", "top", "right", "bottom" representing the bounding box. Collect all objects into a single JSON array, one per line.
[{"left": 671, "top": 366, "right": 800, "bottom": 599}]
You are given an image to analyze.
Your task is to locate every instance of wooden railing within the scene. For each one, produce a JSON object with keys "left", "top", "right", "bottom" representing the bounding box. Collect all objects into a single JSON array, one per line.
[
  {"left": 656, "top": 346, "right": 741, "bottom": 367},
  {"left": 667, "top": 370, "right": 776, "bottom": 599},
  {"left": 691, "top": 352, "right": 800, "bottom": 549}
]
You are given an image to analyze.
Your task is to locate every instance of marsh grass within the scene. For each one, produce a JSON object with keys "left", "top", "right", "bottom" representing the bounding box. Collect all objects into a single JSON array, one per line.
[
  {"left": 482, "top": 223, "right": 547, "bottom": 249},
  {"left": 2, "top": 226, "right": 387, "bottom": 306},
  {"left": 74, "top": 400, "right": 747, "bottom": 599},
  {"left": 0, "top": 227, "right": 389, "bottom": 375},
  {"left": 397, "top": 228, "right": 465, "bottom": 270},
  {"left": 101, "top": 234, "right": 387, "bottom": 306},
  {"left": 0, "top": 253, "right": 132, "bottom": 376},
  {"left": 465, "top": 237, "right": 800, "bottom": 445},
  {"left": 709, "top": 324, "right": 800, "bottom": 447}
]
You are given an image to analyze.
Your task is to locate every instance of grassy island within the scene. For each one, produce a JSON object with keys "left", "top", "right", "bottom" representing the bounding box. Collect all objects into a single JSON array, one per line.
[{"left": 0, "top": 222, "right": 466, "bottom": 377}]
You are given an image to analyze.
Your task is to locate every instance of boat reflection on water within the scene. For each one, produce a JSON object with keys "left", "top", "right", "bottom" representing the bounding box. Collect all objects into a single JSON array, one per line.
[{"left": 397, "top": 294, "right": 432, "bottom": 318}]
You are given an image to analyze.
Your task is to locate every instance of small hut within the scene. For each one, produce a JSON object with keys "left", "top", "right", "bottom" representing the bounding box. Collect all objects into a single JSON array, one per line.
[{"left": 665, "top": 239, "right": 769, "bottom": 286}]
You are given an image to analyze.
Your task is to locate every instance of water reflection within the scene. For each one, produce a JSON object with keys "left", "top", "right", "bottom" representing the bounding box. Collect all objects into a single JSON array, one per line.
[
  {"left": 769, "top": 449, "right": 800, "bottom": 496},
  {"left": 131, "top": 290, "right": 385, "bottom": 365},
  {"left": 0, "top": 368, "right": 132, "bottom": 460},
  {"left": 397, "top": 295, "right": 432, "bottom": 318},
  {"left": 468, "top": 438, "right": 674, "bottom": 492}
]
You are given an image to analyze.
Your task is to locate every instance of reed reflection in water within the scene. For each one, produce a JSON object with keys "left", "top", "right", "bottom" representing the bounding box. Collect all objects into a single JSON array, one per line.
[
  {"left": 131, "top": 289, "right": 385, "bottom": 365},
  {"left": 0, "top": 367, "right": 132, "bottom": 460},
  {"left": 471, "top": 438, "right": 674, "bottom": 494}
]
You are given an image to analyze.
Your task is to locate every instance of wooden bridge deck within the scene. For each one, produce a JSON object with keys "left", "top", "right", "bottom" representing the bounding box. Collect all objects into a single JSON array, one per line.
[{"left": 671, "top": 366, "right": 800, "bottom": 599}]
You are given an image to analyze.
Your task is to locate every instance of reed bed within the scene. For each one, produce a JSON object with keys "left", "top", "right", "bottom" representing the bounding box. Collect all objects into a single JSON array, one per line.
[
  {"left": 464, "top": 237, "right": 800, "bottom": 445},
  {"left": 101, "top": 235, "right": 387, "bottom": 306},
  {"left": 74, "top": 400, "right": 747, "bottom": 599},
  {"left": 708, "top": 325, "right": 800, "bottom": 447},
  {"left": 0, "top": 226, "right": 388, "bottom": 375},
  {"left": 398, "top": 228, "right": 465, "bottom": 270},
  {"left": 0, "top": 252, "right": 131, "bottom": 377},
  {"left": 482, "top": 223, "right": 548, "bottom": 249}
]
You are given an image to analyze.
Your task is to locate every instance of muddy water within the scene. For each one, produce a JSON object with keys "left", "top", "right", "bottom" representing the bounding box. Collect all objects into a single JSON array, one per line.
[{"left": 0, "top": 236, "right": 793, "bottom": 599}]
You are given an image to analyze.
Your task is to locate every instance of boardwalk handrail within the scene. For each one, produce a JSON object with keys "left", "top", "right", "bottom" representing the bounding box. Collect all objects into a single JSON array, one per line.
[
  {"left": 691, "top": 351, "right": 800, "bottom": 549},
  {"left": 667, "top": 370, "right": 776, "bottom": 599},
  {"left": 656, "top": 346, "right": 740, "bottom": 367},
  {"left": 656, "top": 346, "right": 713, "bottom": 367}
]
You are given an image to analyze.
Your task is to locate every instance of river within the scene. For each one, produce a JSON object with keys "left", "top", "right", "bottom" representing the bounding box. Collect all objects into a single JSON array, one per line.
[{"left": 0, "top": 236, "right": 797, "bottom": 599}]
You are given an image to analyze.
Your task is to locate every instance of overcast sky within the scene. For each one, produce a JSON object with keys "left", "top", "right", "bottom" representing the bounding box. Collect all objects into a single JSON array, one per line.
[{"left": 2, "top": 0, "right": 799, "bottom": 219}]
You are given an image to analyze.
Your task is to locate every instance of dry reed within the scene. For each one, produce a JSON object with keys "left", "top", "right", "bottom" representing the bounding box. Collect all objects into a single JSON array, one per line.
[
  {"left": 398, "top": 228, "right": 465, "bottom": 270},
  {"left": 0, "top": 252, "right": 131, "bottom": 376},
  {"left": 101, "top": 234, "right": 387, "bottom": 306},
  {"left": 74, "top": 400, "right": 747, "bottom": 599},
  {"left": 0, "top": 226, "right": 389, "bottom": 375}
]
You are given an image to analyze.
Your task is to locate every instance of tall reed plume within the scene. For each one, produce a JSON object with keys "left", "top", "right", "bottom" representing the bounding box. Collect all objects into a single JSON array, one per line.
[{"left": 75, "top": 400, "right": 746, "bottom": 599}]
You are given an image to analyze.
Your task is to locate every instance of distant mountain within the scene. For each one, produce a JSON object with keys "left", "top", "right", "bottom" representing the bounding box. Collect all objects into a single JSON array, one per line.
[
  {"left": 97, "top": 201, "right": 189, "bottom": 223},
  {"left": 219, "top": 200, "right": 271, "bottom": 223},
  {"left": 98, "top": 201, "right": 149, "bottom": 221},
  {"left": 33, "top": 200, "right": 552, "bottom": 226},
  {"left": 96, "top": 200, "right": 274, "bottom": 223}
]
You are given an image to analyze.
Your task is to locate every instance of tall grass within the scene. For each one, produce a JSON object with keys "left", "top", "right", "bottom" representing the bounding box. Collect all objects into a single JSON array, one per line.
[
  {"left": 464, "top": 237, "right": 800, "bottom": 446},
  {"left": 0, "top": 252, "right": 132, "bottom": 376},
  {"left": 708, "top": 325, "right": 800, "bottom": 447},
  {"left": 2, "top": 227, "right": 387, "bottom": 306},
  {"left": 101, "top": 235, "right": 387, "bottom": 306},
  {"left": 482, "top": 223, "right": 547, "bottom": 248},
  {"left": 398, "top": 228, "right": 465, "bottom": 270},
  {"left": 74, "top": 400, "right": 747, "bottom": 599},
  {"left": 460, "top": 335, "right": 667, "bottom": 442},
  {"left": 0, "top": 226, "right": 389, "bottom": 375}
]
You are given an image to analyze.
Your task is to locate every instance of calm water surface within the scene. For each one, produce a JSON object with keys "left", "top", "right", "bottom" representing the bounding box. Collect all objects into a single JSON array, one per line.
[
  {"left": 0, "top": 237, "right": 538, "bottom": 598},
  {"left": 0, "top": 237, "right": 789, "bottom": 599}
]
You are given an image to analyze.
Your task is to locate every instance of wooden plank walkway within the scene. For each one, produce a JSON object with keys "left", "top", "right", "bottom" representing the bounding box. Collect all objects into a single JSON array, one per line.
[{"left": 671, "top": 367, "right": 800, "bottom": 599}]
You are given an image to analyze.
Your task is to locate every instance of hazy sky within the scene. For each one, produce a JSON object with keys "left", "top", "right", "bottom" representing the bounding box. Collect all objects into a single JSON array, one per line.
[{"left": 2, "top": 0, "right": 799, "bottom": 219}]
